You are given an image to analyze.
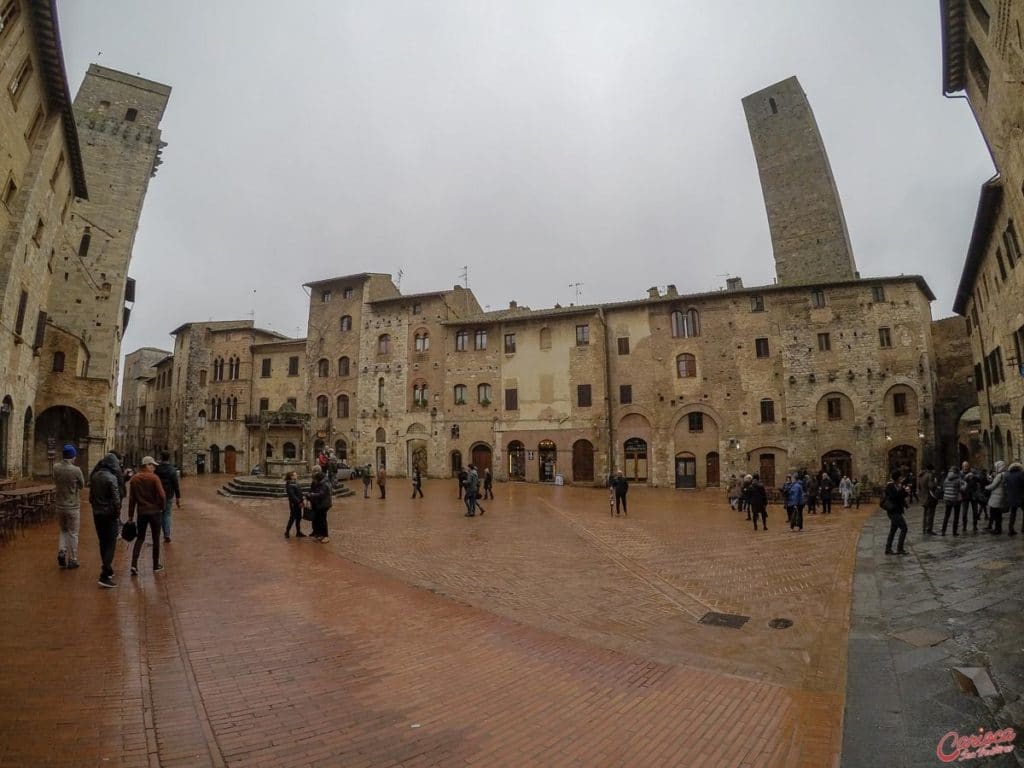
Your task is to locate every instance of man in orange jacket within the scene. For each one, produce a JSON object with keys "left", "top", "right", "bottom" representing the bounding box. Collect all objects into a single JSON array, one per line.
[{"left": 128, "top": 456, "right": 167, "bottom": 576}]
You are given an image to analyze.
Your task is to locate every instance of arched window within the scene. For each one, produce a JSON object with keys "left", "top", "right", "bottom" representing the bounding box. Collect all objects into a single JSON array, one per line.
[
  {"left": 317, "top": 358, "right": 330, "bottom": 377},
  {"left": 539, "top": 327, "right": 552, "bottom": 349},
  {"left": 454, "top": 384, "right": 467, "bottom": 405},
  {"left": 197, "top": 409, "right": 207, "bottom": 427},
  {"left": 671, "top": 308, "right": 700, "bottom": 338},
  {"left": 334, "top": 439, "right": 347, "bottom": 460},
  {"left": 478, "top": 383, "right": 492, "bottom": 404},
  {"left": 377, "top": 334, "right": 391, "bottom": 354},
  {"left": 230, "top": 356, "right": 240, "bottom": 380},
  {"left": 340, "top": 315, "right": 352, "bottom": 331},
  {"left": 316, "top": 395, "right": 329, "bottom": 417},
  {"left": 336, "top": 394, "right": 349, "bottom": 418},
  {"left": 377, "top": 377, "right": 385, "bottom": 407},
  {"left": 676, "top": 353, "right": 697, "bottom": 378},
  {"left": 414, "top": 331, "right": 430, "bottom": 352},
  {"left": 283, "top": 442, "right": 296, "bottom": 459},
  {"left": 230, "top": 396, "right": 238, "bottom": 420},
  {"left": 413, "top": 381, "right": 429, "bottom": 407},
  {"left": 375, "top": 427, "right": 387, "bottom": 442},
  {"left": 455, "top": 330, "right": 468, "bottom": 351},
  {"left": 211, "top": 397, "right": 222, "bottom": 421},
  {"left": 338, "top": 356, "right": 350, "bottom": 377},
  {"left": 213, "top": 357, "right": 223, "bottom": 381},
  {"left": 52, "top": 351, "right": 65, "bottom": 372}
]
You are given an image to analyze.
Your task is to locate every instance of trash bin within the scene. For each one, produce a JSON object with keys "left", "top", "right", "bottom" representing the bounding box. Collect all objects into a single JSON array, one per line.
[{"left": 554, "top": 473, "right": 564, "bottom": 486}]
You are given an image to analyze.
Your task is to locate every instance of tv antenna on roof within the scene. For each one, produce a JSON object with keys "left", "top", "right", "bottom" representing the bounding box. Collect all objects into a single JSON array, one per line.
[
  {"left": 569, "top": 282, "right": 583, "bottom": 303},
  {"left": 396, "top": 269, "right": 404, "bottom": 290},
  {"left": 459, "top": 265, "right": 469, "bottom": 289}
]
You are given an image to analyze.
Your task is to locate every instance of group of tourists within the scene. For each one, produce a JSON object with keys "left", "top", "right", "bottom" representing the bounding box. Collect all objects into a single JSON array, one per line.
[
  {"left": 919, "top": 460, "right": 1021, "bottom": 538},
  {"left": 52, "top": 448, "right": 183, "bottom": 588},
  {"left": 726, "top": 465, "right": 860, "bottom": 532}
]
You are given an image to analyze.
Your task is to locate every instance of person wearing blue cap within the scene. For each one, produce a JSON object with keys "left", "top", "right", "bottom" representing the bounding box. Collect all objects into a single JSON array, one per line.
[{"left": 53, "top": 444, "right": 85, "bottom": 569}]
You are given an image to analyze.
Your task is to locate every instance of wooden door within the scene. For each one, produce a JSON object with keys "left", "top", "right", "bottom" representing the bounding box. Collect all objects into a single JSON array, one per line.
[
  {"left": 759, "top": 454, "right": 776, "bottom": 489},
  {"left": 572, "top": 440, "right": 594, "bottom": 482},
  {"left": 225, "top": 447, "right": 237, "bottom": 474},
  {"left": 706, "top": 452, "right": 720, "bottom": 487},
  {"left": 471, "top": 445, "right": 492, "bottom": 474}
]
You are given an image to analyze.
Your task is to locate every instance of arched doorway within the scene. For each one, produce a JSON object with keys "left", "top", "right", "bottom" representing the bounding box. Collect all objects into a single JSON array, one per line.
[
  {"left": 450, "top": 450, "right": 462, "bottom": 476},
  {"left": 888, "top": 445, "right": 917, "bottom": 476},
  {"left": 471, "top": 443, "right": 492, "bottom": 474},
  {"left": 572, "top": 439, "right": 594, "bottom": 482},
  {"left": 538, "top": 440, "right": 557, "bottom": 482},
  {"left": 22, "top": 407, "right": 32, "bottom": 477},
  {"left": 623, "top": 437, "right": 647, "bottom": 481},
  {"left": 409, "top": 443, "right": 427, "bottom": 475},
  {"left": 706, "top": 451, "right": 720, "bottom": 487},
  {"left": 375, "top": 446, "right": 386, "bottom": 470},
  {"left": 283, "top": 442, "right": 296, "bottom": 459},
  {"left": 675, "top": 452, "right": 696, "bottom": 488},
  {"left": 507, "top": 441, "right": 525, "bottom": 480},
  {"left": 34, "top": 405, "right": 89, "bottom": 477},
  {"left": 0, "top": 396, "right": 13, "bottom": 476},
  {"left": 375, "top": 427, "right": 387, "bottom": 443},
  {"left": 224, "top": 445, "right": 237, "bottom": 474},
  {"left": 334, "top": 439, "right": 347, "bottom": 460},
  {"left": 210, "top": 444, "right": 221, "bottom": 473},
  {"left": 822, "top": 449, "right": 853, "bottom": 479}
]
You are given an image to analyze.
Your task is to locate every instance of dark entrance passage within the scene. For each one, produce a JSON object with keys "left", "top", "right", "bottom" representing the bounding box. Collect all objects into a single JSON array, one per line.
[
  {"left": 538, "top": 440, "right": 557, "bottom": 482},
  {"left": 706, "top": 451, "right": 720, "bottom": 487},
  {"left": 822, "top": 449, "right": 852, "bottom": 480},
  {"left": 507, "top": 441, "right": 525, "bottom": 480},
  {"left": 471, "top": 444, "right": 492, "bottom": 474},
  {"left": 450, "top": 450, "right": 462, "bottom": 477},
  {"left": 572, "top": 440, "right": 594, "bottom": 482},
  {"left": 675, "top": 452, "right": 696, "bottom": 488},
  {"left": 34, "top": 406, "right": 89, "bottom": 477},
  {"left": 210, "top": 445, "right": 221, "bottom": 473},
  {"left": 888, "top": 445, "right": 917, "bottom": 477}
]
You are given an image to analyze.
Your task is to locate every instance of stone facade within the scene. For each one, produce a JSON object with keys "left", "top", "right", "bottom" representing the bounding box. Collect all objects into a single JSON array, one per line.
[
  {"left": 743, "top": 76, "right": 858, "bottom": 285},
  {"left": 943, "top": 0, "right": 1024, "bottom": 466},
  {"left": 931, "top": 315, "right": 979, "bottom": 469},
  {"left": 118, "top": 346, "right": 170, "bottom": 466},
  {"left": 0, "top": 0, "right": 87, "bottom": 476}
]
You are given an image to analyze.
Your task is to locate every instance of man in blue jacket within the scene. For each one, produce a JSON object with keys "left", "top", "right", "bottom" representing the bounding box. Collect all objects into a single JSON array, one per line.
[{"left": 786, "top": 475, "right": 805, "bottom": 531}]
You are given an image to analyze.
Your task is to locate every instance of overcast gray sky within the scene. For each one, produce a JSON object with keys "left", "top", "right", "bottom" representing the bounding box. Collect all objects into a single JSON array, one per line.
[{"left": 59, "top": 0, "right": 993, "bottom": 360}]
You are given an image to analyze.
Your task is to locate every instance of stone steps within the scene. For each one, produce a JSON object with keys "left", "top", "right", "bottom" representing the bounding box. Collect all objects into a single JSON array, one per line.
[{"left": 218, "top": 476, "right": 355, "bottom": 499}]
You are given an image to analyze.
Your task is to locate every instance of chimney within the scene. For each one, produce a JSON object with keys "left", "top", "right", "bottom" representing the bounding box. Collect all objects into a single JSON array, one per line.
[
  {"left": 647, "top": 287, "right": 660, "bottom": 299},
  {"left": 726, "top": 277, "right": 744, "bottom": 291},
  {"left": 665, "top": 284, "right": 678, "bottom": 297},
  {"left": 509, "top": 300, "right": 517, "bottom": 310}
]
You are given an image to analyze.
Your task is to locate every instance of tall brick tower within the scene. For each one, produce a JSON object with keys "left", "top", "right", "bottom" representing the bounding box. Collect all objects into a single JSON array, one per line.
[
  {"left": 47, "top": 65, "right": 170, "bottom": 445},
  {"left": 742, "top": 76, "right": 857, "bottom": 285}
]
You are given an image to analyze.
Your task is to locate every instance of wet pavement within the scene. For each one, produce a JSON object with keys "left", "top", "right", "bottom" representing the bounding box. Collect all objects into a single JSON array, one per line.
[
  {"left": 842, "top": 505, "right": 1024, "bottom": 767},
  {"left": 0, "top": 477, "right": 870, "bottom": 767}
]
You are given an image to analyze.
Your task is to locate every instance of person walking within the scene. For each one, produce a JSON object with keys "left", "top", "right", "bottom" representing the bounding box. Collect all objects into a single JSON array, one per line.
[
  {"left": 154, "top": 451, "right": 181, "bottom": 543},
  {"left": 284, "top": 471, "right": 306, "bottom": 538},
  {"left": 1005, "top": 462, "right": 1024, "bottom": 536},
  {"left": 986, "top": 460, "right": 1008, "bottom": 534},
  {"left": 377, "top": 466, "right": 387, "bottom": 499},
  {"left": 940, "top": 467, "right": 966, "bottom": 535},
  {"left": 53, "top": 444, "right": 85, "bottom": 570},
  {"left": 918, "top": 464, "right": 939, "bottom": 535},
  {"left": 740, "top": 474, "right": 753, "bottom": 520},
  {"left": 128, "top": 457, "right": 167, "bottom": 576},
  {"left": 483, "top": 468, "right": 494, "bottom": 500},
  {"left": 963, "top": 465, "right": 982, "bottom": 531},
  {"left": 411, "top": 466, "right": 424, "bottom": 499},
  {"left": 819, "top": 472, "right": 834, "bottom": 514},
  {"left": 464, "top": 465, "right": 481, "bottom": 517},
  {"left": 851, "top": 477, "right": 861, "bottom": 508},
  {"left": 883, "top": 469, "right": 909, "bottom": 555},
  {"left": 609, "top": 470, "right": 629, "bottom": 516},
  {"left": 362, "top": 465, "right": 372, "bottom": 498},
  {"left": 727, "top": 474, "right": 740, "bottom": 510},
  {"left": 839, "top": 475, "right": 853, "bottom": 508},
  {"left": 457, "top": 468, "right": 467, "bottom": 500},
  {"left": 781, "top": 475, "right": 793, "bottom": 525},
  {"left": 88, "top": 452, "right": 123, "bottom": 588},
  {"left": 306, "top": 468, "right": 332, "bottom": 542},
  {"left": 786, "top": 475, "right": 804, "bottom": 531},
  {"left": 805, "top": 473, "right": 819, "bottom": 515},
  {"left": 749, "top": 473, "right": 768, "bottom": 531},
  {"left": 326, "top": 451, "right": 338, "bottom": 486}
]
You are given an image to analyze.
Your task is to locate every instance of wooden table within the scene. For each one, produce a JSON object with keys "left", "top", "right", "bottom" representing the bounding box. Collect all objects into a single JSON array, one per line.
[
  {"left": 0, "top": 479, "right": 16, "bottom": 491},
  {"left": 0, "top": 485, "right": 56, "bottom": 537}
]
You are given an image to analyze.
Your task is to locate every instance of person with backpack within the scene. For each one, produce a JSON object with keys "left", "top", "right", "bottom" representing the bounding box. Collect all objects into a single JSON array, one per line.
[
  {"left": 88, "top": 452, "right": 123, "bottom": 589},
  {"left": 882, "top": 469, "right": 910, "bottom": 555},
  {"left": 306, "top": 468, "right": 332, "bottom": 543}
]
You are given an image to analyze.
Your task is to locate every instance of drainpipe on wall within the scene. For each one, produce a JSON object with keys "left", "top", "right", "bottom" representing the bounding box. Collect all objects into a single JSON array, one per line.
[{"left": 597, "top": 307, "right": 614, "bottom": 483}]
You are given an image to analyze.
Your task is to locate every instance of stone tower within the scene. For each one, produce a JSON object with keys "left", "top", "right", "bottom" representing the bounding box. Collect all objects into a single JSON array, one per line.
[
  {"left": 48, "top": 66, "right": 170, "bottom": 443},
  {"left": 742, "top": 76, "right": 857, "bottom": 285}
]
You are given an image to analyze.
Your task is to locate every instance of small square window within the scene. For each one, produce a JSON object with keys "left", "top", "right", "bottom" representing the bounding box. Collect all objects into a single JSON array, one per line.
[
  {"left": 760, "top": 399, "right": 775, "bottom": 423},
  {"left": 504, "top": 333, "right": 516, "bottom": 354},
  {"left": 750, "top": 295, "right": 764, "bottom": 312},
  {"left": 688, "top": 412, "right": 703, "bottom": 432},
  {"left": 576, "top": 324, "right": 590, "bottom": 346},
  {"left": 125, "top": 108, "right": 138, "bottom": 122},
  {"left": 878, "top": 327, "right": 893, "bottom": 348},
  {"left": 577, "top": 384, "right": 592, "bottom": 407},
  {"left": 617, "top": 337, "right": 630, "bottom": 355},
  {"left": 259, "top": 398, "right": 269, "bottom": 413},
  {"left": 893, "top": 392, "right": 907, "bottom": 416},
  {"left": 343, "top": 287, "right": 354, "bottom": 299},
  {"left": 320, "top": 290, "right": 332, "bottom": 303},
  {"left": 827, "top": 397, "right": 842, "bottom": 420},
  {"left": 755, "top": 338, "right": 769, "bottom": 358},
  {"left": 619, "top": 385, "right": 632, "bottom": 404},
  {"left": 871, "top": 285, "right": 886, "bottom": 302},
  {"left": 456, "top": 330, "right": 468, "bottom": 351},
  {"left": 817, "top": 332, "right": 831, "bottom": 352},
  {"left": 412, "top": 302, "right": 422, "bottom": 315}
]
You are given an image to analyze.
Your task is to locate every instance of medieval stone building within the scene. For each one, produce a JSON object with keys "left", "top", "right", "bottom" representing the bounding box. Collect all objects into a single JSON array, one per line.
[
  {"left": 942, "top": 0, "right": 1024, "bottom": 466},
  {"left": 0, "top": 0, "right": 169, "bottom": 477}
]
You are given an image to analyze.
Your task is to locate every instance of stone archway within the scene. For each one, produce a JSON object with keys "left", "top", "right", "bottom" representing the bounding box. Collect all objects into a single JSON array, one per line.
[
  {"left": 471, "top": 443, "right": 492, "bottom": 474},
  {"left": 34, "top": 405, "right": 89, "bottom": 477}
]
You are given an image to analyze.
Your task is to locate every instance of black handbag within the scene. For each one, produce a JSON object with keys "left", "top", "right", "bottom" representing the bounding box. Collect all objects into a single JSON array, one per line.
[
  {"left": 302, "top": 502, "right": 315, "bottom": 521},
  {"left": 121, "top": 520, "right": 138, "bottom": 542}
]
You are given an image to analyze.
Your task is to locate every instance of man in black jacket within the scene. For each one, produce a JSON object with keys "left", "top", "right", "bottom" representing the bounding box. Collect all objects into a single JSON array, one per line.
[
  {"left": 1006, "top": 462, "right": 1024, "bottom": 536},
  {"left": 89, "top": 452, "right": 122, "bottom": 588},
  {"left": 749, "top": 474, "right": 768, "bottom": 531},
  {"left": 609, "top": 470, "right": 629, "bottom": 515},
  {"left": 154, "top": 451, "right": 182, "bottom": 543}
]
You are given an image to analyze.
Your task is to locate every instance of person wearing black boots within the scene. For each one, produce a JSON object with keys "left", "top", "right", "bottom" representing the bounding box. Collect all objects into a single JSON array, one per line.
[
  {"left": 284, "top": 471, "right": 306, "bottom": 538},
  {"left": 1005, "top": 462, "right": 1024, "bottom": 536},
  {"left": 883, "top": 469, "right": 910, "bottom": 555},
  {"left": 749, "top": 474, "right": 768, "bottom": 531},
  {"left": 985, "top": 461, "right": 1008, "bottom": 535}
]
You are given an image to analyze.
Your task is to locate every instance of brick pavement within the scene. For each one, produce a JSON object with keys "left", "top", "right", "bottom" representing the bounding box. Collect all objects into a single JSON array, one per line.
[{"left": 0, "top": 478, "right": 868, "bottom": 767}]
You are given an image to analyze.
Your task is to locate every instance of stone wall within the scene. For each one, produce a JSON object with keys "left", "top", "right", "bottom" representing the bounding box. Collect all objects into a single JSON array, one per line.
[{"left": 932, "top": 315, "right": 979, "bottom": 470}]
